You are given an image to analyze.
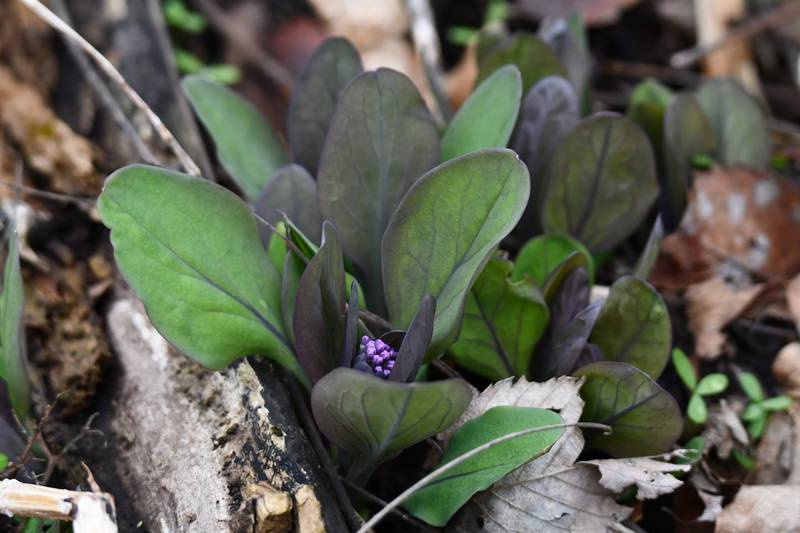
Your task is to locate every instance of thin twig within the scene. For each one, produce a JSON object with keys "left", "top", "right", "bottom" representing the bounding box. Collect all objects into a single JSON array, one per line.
[
  {"left": 4, "top": 393, "right": 64, "bottom": 479},
  {"left": 356, "top": 422, "right": 611, "bottom": 533},
  {"left": 286, "top": 378, "right": 363, "bottom": 531},
  {"left": 42, "top": 413, "right": 100, "bottom": 485},
  {"left": 17, "top": 0, "right": 201, "bottom": 175},
  {"left": 404, "top": 0, "right": 452, "bottom": 125},
  {"left": 0, "top": 180, "right": 95, "bottom": 209},
  {"left": 189, "top": 0, "right": 294, "bottom": 92},
  {"left": 341, "top": 478, "right": 435, "bottom": 532},
  {"left": 671, "top": 0, "right": 800, "bottom": 69}
]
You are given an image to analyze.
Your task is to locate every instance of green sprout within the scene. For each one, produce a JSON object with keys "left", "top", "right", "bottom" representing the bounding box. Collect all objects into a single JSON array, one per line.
[
  {"left": 672, "top": 348, "right": 729, "bottom": 424},
  {"left": 164, "top": 0, "right": 206, "bottom": 33},
  {"left": 738, "top": 371, "right": 792, "bottom": 439}
]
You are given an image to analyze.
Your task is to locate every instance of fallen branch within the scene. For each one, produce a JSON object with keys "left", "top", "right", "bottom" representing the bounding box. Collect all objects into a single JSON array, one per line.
[{"left": 0, "top": 479, "right": 117, "bottom": 533}]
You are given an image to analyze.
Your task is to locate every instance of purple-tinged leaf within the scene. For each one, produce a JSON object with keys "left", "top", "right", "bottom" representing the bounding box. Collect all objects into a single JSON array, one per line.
[
  {"left": 389, "top": 295, "right": 436, "bottom": 383},
  {"left": 512, "top": 233, "right": 594, "bottom": 287},
  {"left": 532, "top": 267, "right": 598, "bottom": 380},
  {"left": 311, "top": 368, "right": 473, "bottom": 481},
  {"left": 255, "top": 164, "right": 322, "bottom": 245},
  {"left": 318, "top": 68, "right": 439, "bottom": 313},
  {"left": 589, "top": 276, "right": 671, "bottom": 379},
  {"left": 288, "top": 38, "right": 363, "bottom": 174},
  {"left": 542, "top": 251, "right": 591, "bottom": 303},
  {"left": 575, "top": 361, "right": 683, "bottom": 457},
  {"left": 293, "top": 222, "right": 345, "bottom": 383},
  {"left": 512, "top": 77, "right": 579, "bottom": 237},
  {"left": 541, "top": 114, "right": 659, "bottom": 252}
]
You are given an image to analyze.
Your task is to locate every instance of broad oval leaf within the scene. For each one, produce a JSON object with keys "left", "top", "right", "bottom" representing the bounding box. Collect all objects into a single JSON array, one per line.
[
  {"left": 695, "top": 79, "right": 769, "bottom": 169},
  {"left": 575, "top": 361, "right": 683, "bottom": 457},
  {"left": 293, "top": 222, "right": 345, "bottom": 383},
  {"left": 512, "top": 76, "right": 580, "bottom": 237},
  {"left": 287, "top": 38, "right": 363, "bottom": 173},
  {"left": 0, "top": 228, "right": 29, "bottom": 418},
  {"left": 477, "top": 34, "right": 566, "bottom": 94},
  {"left": 255, "top": 164, "right": 322, "bottom": 245},
  {"left": 541, "top": 114, "right": 658, "bottom": 252},
  {"left": 662, "top": 93, "right": 716, "bottom": 231},
  {"left": 182, "top": 75, "right": 286, "bottom": 200},
  {"left": 318, "top": 68, "right": 439, "bottom": 312},
  {"left": 403, "top": 406, "right": 563, "bottom": 526},
  {"left": 441, "top": 65, "right": 522, "bottom": 161},
  {"left": 382, "top": 149, "right": 531, "bottom": 358},
  {"left": 589, "top": 276, "right": 671, "bottom": 379},
  {"left": 451, "top": 256, "right": 549, "bottom": 381},
  {"left": 511, "top": 233, "right": 594, "bottom": 287},
  {"left": 310, "top": 367, "right": 472, "bottom": 480},
  {"left": 97, "top": 165, "right": 304, "bottom": 383}
]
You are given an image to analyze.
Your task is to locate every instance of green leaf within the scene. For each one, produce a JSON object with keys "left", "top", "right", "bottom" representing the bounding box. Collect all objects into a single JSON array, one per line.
[
  {"left": 477, "top": 34, "right": 566, "bottom": 94},
  {"left": 182, "top": 76, "right": 286, "bottom": 200},
  {"left": 287, "top": 38, "right": 363, "bottom": 173},
  {"left": 742, "top": 402, "right": 764, "bottom": 422},
  {"left": 0, "top": 452, "right": 8, "bottom": 471},
  {"left": 310, "top": 368, "right": 472, "bottom": 480},
  {"left": 687, "top": 393, "right": 708, "bottom": 424},
  {"left": 403, "top": 406, "right": 563, "bottom": 526},
  {"left": 696, "top": 79, "right": 769, "bottom": 169},
  {"left": 318, "top": 68, "right": 439, "bottom": 312},
  {"left": 575, "top": 361, "right": 683, "bottom": 457},
  {"left": 293, "top": 222, "right": 345, "bottom": 383},
  {"left": 383, "top": 149, "right": 530, "bottom": 359},
  {"left": 441, "top": 65, "right": 522, "bottom": 161},
  {"left": 255, "top": 164, "right": 322, "bottom": 245},
  {"left": 627, "top": 79, "right": 673, "bottom": 160},
  {"left": 696, "top": 374, "right": 729, "bottom": 396},
  {"left": 737, "top": 372, "right": 764, "bottom": 403},
  {"left": 761, "top": 395, "right": 792, "bottom": 412},
  {"left": 589, "top": 276, "right": 671, "bottom": 379},
  {"left": 634, "top": 216, "right": 664, "bottom": 279},
  {"left": 511, "top": 233, "right": 594, "bottom": 287},
  {"left": 677, "top": 436, "right": 705, "bottom": 464},
  {"left": 280, "top": 250, "right": 305, "bottom": 347},
  {"left": 671, "top": 347, "right": 697, "bottom": 391},
  {"left": 747, "top": 415, "right": 767, "bottom": 440},
  {"left": 0, "top": 228, "right": 28, "bottom": 419},
  {"left": 450, "top": 256, "right": 549, "bottom": 380},
  {"left": 662, "top": 93, "right": 716, "bottom": 231},
  {"left": 97, "top": 165, "right": 304, "bottom": 383},
  {"left": 541, "top": 251, "right": 591, "bottom": 303},
  {"left": 541, "top": 114, "right": 659, "bottom": 252}
]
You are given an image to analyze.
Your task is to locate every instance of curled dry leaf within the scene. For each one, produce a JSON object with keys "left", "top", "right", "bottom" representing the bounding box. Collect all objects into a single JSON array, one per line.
[
  {"left": 702, "top": 399, "right": 749, "bottom": 460},
  {"left": 685, "top": 277, "right": 768, "bottom": 360},
  {"left": 583, "top": 456, "right": 690, "bottom": 500},
  {"left": 715, "top": 485, "right": 800, "bottom": 533},
  {"left": 652, "top": 167, "right": 800, "bottom": 290},
  {"left": 773, "top": 342, "right": 800, "bottom": 397}
]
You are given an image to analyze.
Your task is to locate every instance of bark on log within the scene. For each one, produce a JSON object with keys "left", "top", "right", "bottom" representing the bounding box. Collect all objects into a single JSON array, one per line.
[{"left": 73, "top": 291, "right": 348, "bottom": 532}]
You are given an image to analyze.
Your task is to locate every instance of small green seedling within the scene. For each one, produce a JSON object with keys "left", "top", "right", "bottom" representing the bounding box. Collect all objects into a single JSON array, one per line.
[
  {"left": 738, "top": 371, "right": 792, "bottom": 439},
  {"left": 672, "top": 348, "right": 728, "bottom": 424}
]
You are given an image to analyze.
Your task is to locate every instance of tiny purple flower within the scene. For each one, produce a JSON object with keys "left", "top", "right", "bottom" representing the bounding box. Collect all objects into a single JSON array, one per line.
[{"left": 353, "top": 336, "right": 399, "bottom": 379}]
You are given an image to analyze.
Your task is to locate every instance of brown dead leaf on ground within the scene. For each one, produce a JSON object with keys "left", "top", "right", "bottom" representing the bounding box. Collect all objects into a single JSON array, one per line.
[
  {"left": 0, "top": 64, "right": 101, "bottom": 198},
  {"left": 653, "top": 167, "right": 800, "bottom": 288},
  {"left": 684, "top": 277, "right": 771, "bottom": 360},
  {"left": 715, "top": 485, "right": 800, "bottom": 533}
]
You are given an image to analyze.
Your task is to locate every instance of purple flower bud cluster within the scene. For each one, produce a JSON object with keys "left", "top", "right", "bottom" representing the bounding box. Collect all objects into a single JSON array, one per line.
[{"left": 359, "top": 335, "right": 397, "bottom": 379}]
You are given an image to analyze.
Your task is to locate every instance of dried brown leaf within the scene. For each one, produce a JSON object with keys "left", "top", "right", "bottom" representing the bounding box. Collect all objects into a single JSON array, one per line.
[
  {"left": 715, "top": 485, "right": 800, "bottom": 533},
  {"left": 584, "top": 456, "right": 690, "bottom": 500}
]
